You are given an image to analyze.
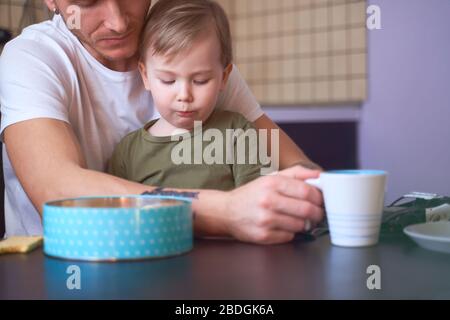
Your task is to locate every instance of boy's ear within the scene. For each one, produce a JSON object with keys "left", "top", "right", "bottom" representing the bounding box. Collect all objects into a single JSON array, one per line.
[
  {"left": 138, "top": 61, "right": 151, "bottom": 91},
  {"left": 220, "top": 64, "right": 233, "bottom": 91}
]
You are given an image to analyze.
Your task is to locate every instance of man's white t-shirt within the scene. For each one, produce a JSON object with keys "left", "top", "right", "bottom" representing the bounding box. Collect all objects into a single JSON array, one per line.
[{"left": 0, "top": 15, "right": 263, "bottom": 237}]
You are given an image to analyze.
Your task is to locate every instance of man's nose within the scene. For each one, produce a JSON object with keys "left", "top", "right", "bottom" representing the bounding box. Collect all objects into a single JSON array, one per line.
[
  {"left": 177, "top": 82, "right": 193, "bottom": 103},
  {"left": 103, "top": 1, "right": 129, "bottom": 34}
]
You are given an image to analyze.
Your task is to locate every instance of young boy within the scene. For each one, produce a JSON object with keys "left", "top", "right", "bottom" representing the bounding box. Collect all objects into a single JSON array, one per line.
[{"left": 108, "top": 0, "right": 272, "bottom": 191}]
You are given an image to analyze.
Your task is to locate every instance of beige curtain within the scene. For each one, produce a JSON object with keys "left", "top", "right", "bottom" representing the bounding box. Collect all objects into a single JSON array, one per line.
[{"left": 0, "top": 0, "right": 51, "bottom": 37}]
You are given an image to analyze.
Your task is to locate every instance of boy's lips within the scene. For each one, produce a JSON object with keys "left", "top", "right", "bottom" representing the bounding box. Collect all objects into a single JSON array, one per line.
[{"left": 176, "top": 111, "right": 196, "bottom": 118}]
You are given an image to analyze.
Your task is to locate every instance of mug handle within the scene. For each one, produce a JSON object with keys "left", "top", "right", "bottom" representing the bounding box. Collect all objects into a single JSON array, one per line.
[{"left": 305, "top": 178, "right": 322, "bottom": 190}]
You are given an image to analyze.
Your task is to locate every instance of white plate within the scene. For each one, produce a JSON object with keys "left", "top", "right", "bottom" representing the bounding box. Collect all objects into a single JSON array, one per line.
[{"left": 404, "top": 221, "right": 450, "bottom": 254}]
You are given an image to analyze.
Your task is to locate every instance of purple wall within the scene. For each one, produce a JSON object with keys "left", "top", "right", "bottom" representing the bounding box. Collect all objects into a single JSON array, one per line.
[{"left": 360, "top": 0, "right": 450, "bottom": 201}]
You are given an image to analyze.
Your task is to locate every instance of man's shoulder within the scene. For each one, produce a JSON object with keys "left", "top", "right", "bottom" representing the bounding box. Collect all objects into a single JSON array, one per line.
[
  {"left": 21, "top": 16, "right": 69, "bottom": 40},
  {"left": 2, "top": 17, "right": 75, "bottom": 65}
]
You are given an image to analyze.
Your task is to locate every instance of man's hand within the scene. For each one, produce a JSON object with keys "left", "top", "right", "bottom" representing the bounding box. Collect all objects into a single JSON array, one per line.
[{"left": 225, "top": 166, "right": 324, "bottom": 244}]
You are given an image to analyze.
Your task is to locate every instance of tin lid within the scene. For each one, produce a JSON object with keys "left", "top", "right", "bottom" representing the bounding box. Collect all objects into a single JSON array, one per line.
[{"left": 45, "top": 196, "right": 182, "bottom": 209}]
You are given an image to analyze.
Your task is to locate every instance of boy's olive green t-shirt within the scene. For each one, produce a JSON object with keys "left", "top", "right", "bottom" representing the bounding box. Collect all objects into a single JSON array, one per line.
[{"left": 108, "top": 110, "right": 263, "bottom": 190}]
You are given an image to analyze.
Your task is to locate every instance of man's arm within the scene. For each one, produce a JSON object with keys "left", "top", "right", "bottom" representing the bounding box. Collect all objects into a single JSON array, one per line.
[
  {"left": 253, "top": 114, "right": 322, "bottom": 170},
  {"left": 218, "top": 67, "right": 320, "bottom": 171},
  {"left": 192, "top": 166, "right": 324, "bottom": 244},
  {"left": 4, "top": 118, "right": 151, "bottom": 214},
  {"left": 5, "top": 118, "right": 323, "bottom": 244}
]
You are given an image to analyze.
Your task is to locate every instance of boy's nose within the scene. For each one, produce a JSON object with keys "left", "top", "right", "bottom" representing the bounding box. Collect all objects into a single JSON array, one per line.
[{"left": 177, "top": 82, "right": 193, "bottom": 103}]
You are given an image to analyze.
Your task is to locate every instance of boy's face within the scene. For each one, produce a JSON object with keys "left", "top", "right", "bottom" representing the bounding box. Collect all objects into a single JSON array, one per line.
[{"left": 139, "top": 30, "right": 232, "bottom": 131}]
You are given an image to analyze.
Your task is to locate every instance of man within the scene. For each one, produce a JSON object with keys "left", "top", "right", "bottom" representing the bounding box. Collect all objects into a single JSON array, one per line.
[{"left": 0, "top": 0, "right": 323, "bottom": 244}]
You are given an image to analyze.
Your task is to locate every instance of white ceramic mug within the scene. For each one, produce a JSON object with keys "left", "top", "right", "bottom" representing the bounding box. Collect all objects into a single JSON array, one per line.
[{"left": 306, "top": 170, "right": 387, "bottom": 247}]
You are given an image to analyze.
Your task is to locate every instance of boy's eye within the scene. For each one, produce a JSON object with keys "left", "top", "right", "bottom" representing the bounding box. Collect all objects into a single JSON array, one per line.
[
  {"left": 160, "top": 79, "right": 175, "bottom": 85},
  {"left": 193, "top": 79, "right": 210, "bottom": 85}
]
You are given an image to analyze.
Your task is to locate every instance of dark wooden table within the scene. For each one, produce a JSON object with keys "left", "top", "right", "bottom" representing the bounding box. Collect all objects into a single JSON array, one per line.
[{"left": 1, "top": 234, "right": 450, "bottom": 299}]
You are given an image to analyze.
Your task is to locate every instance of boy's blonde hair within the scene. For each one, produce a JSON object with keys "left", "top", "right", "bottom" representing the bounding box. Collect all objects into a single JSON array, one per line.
[{"left": 140, "top": 0, "right": 232, "bottom": 67}]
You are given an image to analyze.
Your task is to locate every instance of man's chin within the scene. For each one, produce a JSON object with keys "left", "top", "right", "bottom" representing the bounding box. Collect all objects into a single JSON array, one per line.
[{"left": 101, "top": 49, "right": 137, "bottom": 61}]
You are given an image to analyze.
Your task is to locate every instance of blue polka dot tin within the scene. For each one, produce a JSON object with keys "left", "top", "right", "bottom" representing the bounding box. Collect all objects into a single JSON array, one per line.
[{"left": 43, "top": 196, "right": 193, "bottom": 261}]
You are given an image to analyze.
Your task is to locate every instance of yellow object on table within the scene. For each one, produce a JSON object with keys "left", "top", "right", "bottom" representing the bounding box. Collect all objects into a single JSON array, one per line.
[{"left": 0, "top": 236, "right": 43, "bottom": 254}]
